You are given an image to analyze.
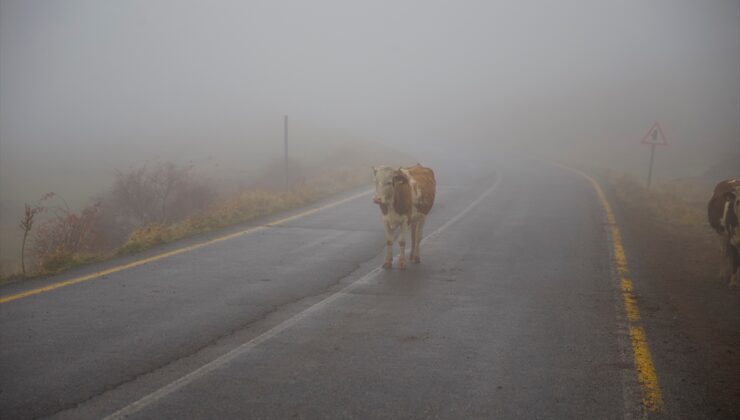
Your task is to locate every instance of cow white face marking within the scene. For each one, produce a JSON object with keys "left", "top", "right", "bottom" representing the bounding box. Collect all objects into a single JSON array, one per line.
[{"left": 372, "top": 166, "right": 397, "bottom": 205}]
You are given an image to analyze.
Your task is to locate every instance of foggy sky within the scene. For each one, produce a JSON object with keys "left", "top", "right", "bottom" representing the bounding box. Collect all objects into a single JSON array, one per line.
[{"left": 1, "top": 0, "right": 739, "bottom": 206}]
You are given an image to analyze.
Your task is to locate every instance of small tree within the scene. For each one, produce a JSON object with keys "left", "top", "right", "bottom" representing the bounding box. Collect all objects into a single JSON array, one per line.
[{"left": 19, "top": 193, "right": 53, "bottom": 277}]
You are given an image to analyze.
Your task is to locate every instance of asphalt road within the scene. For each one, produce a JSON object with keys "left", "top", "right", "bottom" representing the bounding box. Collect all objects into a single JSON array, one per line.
[{"left": 0, "top": 153, "right": 732, "bottom": 419}]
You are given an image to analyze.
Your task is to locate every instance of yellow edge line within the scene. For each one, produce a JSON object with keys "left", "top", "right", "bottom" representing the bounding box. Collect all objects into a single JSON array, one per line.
[
  {"left": 0, "top": 189, "right": 373, "bottom": 305},
  {"left": 549, "top": 161, "right": 664, "bottom": 412}
]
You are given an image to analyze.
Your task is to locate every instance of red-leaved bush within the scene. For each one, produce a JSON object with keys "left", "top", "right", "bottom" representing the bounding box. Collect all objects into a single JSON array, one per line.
[{"left": 32, "top": 203, "right": 105, "bottom": 272}]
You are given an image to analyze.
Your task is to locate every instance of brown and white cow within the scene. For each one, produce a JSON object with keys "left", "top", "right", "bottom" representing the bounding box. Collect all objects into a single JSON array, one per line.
[
  {"left": 372, "top": 164, "right": 436, "bottom": 269},
  {"left": 707, "top": 179, "right": 740, "bottom": 286}
]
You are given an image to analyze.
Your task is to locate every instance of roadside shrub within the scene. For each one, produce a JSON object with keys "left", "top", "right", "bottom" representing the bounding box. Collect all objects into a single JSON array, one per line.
[
  {"left": 32, "top": 202, "right": 105, "bottom": 273},
  {"left": 118, "top": 223, "right": 178, "bottom": 254},
  {"left": 110, "top": 161, "right": 216, "bottom": 228},
  {"left": 9, "top": 155, "right": 375, "bottom": 279},
  {"left": 36, "top": 248, "right": 100, "bottom": 273},
  {"left": 90, "top": 193, "right": 138, "bottom": 251}
]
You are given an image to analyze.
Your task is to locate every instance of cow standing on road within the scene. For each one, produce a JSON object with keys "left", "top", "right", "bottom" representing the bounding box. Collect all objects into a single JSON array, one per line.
[
  {"left": 708, "top": 179, "right": 740, "bottom": 287},
  {"left": 372, "top": 164, "right": 436, "bottom": 269}
]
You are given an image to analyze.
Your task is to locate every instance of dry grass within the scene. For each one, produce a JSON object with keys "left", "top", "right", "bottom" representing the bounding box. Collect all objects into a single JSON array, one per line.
[
  {"left": 117, "top": 189, "right": 308, "bottom": 255},
  {"left": 609, "top": 174, "right": 709, "bottom": 230},
  {"left": 114, "top": 167, "right": 371, "bottom": 257},
  {"left": 36, "top": 249, "right": 105, "bottom": 274}
]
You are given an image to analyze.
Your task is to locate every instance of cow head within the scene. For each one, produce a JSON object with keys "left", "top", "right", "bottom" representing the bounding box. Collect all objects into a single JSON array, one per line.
[{"left": 372, "top": 166, "right": 407, "bottom": 205}]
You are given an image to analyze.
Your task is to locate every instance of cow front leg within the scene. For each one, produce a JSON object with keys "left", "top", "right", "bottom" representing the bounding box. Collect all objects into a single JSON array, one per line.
[
  {"left": 397, "top": 221, "right": 408, "bottom": 270},
  {"left": 383, "top": 240, "right": 394, "bottom": 269},
  {"left": 383, "top": 222, "right": 394, "bottom": 269}
]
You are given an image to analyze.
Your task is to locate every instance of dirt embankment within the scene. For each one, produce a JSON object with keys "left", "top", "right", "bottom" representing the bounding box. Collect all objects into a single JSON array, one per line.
[{"left": 610, "top": 176, "right": 740, "bottom": 419}]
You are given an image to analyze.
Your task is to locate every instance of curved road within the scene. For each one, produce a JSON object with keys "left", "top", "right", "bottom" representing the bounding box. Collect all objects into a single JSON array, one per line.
[{"left": 0, "top": 154, "right": 731, "bottom": 419}]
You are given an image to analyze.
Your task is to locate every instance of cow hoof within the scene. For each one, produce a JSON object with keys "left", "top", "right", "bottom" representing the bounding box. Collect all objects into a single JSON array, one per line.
[
  {"left": 382, "top": 261, "right": 392, "bottom": 269},
  {"left": 412, "top": 256, "right": 420, "bottom": 264},
  {"left": 398, "top": 260, "right": 407, "bottom": 270}
]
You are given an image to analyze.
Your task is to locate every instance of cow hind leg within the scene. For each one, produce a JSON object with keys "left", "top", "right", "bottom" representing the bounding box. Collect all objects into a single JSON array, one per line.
[{"left": 413, "top": 215, "right": 426, "bottom": 263}]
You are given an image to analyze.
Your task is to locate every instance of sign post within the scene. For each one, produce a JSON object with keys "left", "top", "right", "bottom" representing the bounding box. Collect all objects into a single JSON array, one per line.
[{"left": 640, "top": 122, "right": 668, "bottom": 187}]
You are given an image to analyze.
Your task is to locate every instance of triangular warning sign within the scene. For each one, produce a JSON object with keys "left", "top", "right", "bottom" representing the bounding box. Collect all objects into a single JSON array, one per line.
[{"left": 641, "top": 122, "right": 668, "bottom": 146}]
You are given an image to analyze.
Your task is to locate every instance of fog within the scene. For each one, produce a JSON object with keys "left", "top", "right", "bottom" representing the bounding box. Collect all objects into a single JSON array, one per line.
[{"left": 1, "top": 0, "right": 738, "bottom": 269}]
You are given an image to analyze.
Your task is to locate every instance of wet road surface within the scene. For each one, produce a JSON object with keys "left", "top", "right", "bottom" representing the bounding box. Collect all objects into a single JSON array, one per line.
[{"left": 1, "top": 153, "right": 731, "bottom": 419}]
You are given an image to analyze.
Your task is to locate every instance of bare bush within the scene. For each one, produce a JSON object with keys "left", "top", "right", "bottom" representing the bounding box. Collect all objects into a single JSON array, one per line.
[
  {"left": 32, "top": 198, "right": 105, "bottom": 273},
  {"left": 110, "top": 165, "right": 156, "bottom": 227},
  {"left": 89, "top": 193, "right": 137, "bottom": 250},
  {"left": 109, "top": 161, "right": 216, "bottom": 229}
]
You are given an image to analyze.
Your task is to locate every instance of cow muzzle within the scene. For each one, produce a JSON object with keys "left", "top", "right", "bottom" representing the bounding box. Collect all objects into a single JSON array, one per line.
[{"left": 372, "top": 196, "right": 382, "bottom": 204}]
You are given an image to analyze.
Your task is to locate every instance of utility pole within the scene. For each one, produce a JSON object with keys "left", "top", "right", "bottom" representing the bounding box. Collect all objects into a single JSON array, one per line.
[{"left": 284, "top": 115, "right": 289, "bottom": 190}]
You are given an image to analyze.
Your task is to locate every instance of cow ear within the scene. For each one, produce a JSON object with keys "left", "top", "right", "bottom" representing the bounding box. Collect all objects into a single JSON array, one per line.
[{"left": 393, "top": 174, "right": 407, "bottom": 185}]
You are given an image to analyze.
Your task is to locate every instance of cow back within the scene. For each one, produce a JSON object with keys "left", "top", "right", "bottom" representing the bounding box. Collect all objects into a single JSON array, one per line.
[
  {"left": 708, "top": 179, "right": 740, "bottom": 234},
  {"left": 406, "top": 164, "right": 436, "bottom": 215},
  {"left": 712, "top": 179, "right": 740, "bottom": 197}
]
